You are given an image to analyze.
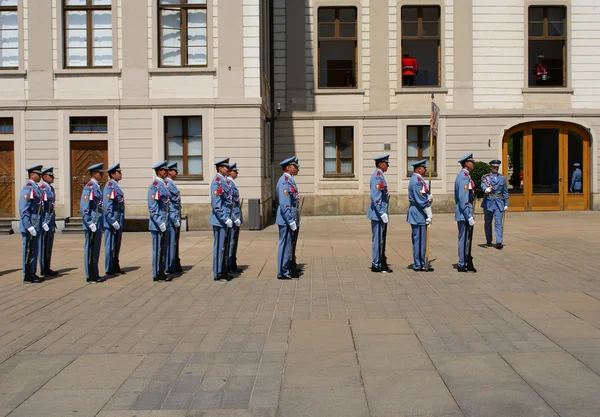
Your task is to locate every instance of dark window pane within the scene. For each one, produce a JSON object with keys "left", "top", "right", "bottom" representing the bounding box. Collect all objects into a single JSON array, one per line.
[
  {"left": 528, "top": 22, "right": 543, "bottom": 36},
  {"left": 339, "top": 23, "right": 356, "bottom": 38},
  {"left": 532, "top": 128, "right": 559, "bottom": 194},
  {"left": 401, "top": 7, "right": 418, "bottom": 22},
  {"left": 340, "top": 127, "right": 353, "bottom": 142},
  {"left": 547, "top": 7, "right": 565, "bottom": 21},
  {"left": 338, "top": 8, "right": 356, "bottom": 22},
  {"left": 422, "top": 7, "right": 440, "bottom": 21},
  {"left": 402, "top": 22, "right": 418, "bottom": 37},
  {"left": 422, "top": 22, "right": 439, "bottom": 37},
  {"left": 528, "top": 7, "right": 544, "bottom": 22},
  {"left": 319, "top": 23, "right": 335, "bottom": 38},
  {"left": 548, "top": 21, "right": 564, "bottom": 37},
  {"left": 318, "top": 8, "right": 335, "bottom": 23}
]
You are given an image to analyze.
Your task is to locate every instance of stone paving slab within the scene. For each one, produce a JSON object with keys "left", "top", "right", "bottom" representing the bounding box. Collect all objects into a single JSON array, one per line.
[{"left": 1, "top": 213, "right": 600, "bottom": 416}]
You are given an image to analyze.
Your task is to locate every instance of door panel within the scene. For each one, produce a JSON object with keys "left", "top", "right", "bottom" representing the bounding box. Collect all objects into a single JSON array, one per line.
[
  {"left": 564, "top": 130, "right": 589, "bottom": 211},
  {"left": 0, "top": 142, "right": 14, "bottom": 218},
  {"left": 531, "top": 128, "right": 562, "bottom": 211},
  {"left": 70, "top": 141, "right": 108, "bottom": 217},
  {"left": 504, "top": 130, "right": 526, "bottom": 211}
]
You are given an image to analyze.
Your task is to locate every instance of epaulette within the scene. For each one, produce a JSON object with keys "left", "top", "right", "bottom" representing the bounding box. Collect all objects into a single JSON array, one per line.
[
  {"left": 26, "top": 181, "right": 32, "bottom": 187},
  {"left": 417, "top": 177, "right": 421, "bottom": 182},
  {"left": 376, "top": 172, "right": 381, "bottom": 176},
  {"left": 463, "top": 172, "right": 469, "bottom": 177},
  {"left": 87, "top": 182, "right": 93, "bottom": 187},
  {"left": 216, "top": 177, "right": 220, "bottom": 182},
  {"left": 108, "top": 182, "right": 113, "bottom": 187},
  {"left": 152, "top": 181, "right": 157, "bottom": 186}
]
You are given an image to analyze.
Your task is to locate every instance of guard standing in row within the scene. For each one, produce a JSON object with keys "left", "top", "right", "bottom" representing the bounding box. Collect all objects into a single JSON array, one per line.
[
  {"left": 210, "top": 158, "right": 234, "bottom": 281},
  {"left": 39, "top": 167, "right": 58, "bottom": 276},
  {"left": 103, "top": 163, "right": 125, "bottom": 275},
  {"left": 148, "top": 161, "right": 171, "bottom": 282},
  {"left": 367, "top": 155, "right": 392, "bottom": 273},
  {"left": 481, "top": 159, "right": 509, "bottom": 249},
  {"left": 276, "top": 157, "right": 299, "bottom": 280},
  {"left": 227, "top": 162, "right": 242, "bottom": 273},
  {"left": 454, "top": 154, "right": 476, "bottom": 272},
  {"left": 166, "top": 162, "right": 183, "bottom": 274},
  {"left": 19, "top": 165, "right": 44, "bottom": 283},
  {"left": 571, "top": 162, "right": 582, "bottom": 193},
  {"left": 81, "top": 163, "right": 105, "bottom": 283},
  {"left": 407, "top": 159, "right": 433, "bottom": 271}
]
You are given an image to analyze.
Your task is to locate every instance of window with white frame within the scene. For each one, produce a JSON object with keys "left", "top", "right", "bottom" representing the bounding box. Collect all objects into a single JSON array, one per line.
[
  {"left": 165, "top": 116, "right": 203, "bottom": 177},
  {"left": 324, "top": 126, "right": 354, "bottom": 177},
  {"left": 0, "top": 0, "right": 18, "bottom": 68},
  {"left": 63, "top": 0, "right": 113, "bottom": 68},
  {"left": 158, "top": 0, "right": 208, "bottom": 67}
]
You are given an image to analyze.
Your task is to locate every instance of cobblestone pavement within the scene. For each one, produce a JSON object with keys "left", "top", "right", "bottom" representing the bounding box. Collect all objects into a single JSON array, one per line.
[{"left": 1, "top": 212, "right": 600, "bottom": 417}]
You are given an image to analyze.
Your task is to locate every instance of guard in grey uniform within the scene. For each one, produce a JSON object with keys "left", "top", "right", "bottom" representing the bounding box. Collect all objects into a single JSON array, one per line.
[
  {"left": 80, "top": 163, "right": 105, "bottom": 283},
  {"left": 454, "top": 154, "right": 476, "bottom": 272},
  {"left": 367, "top": 155, "right": 392, "bottom": 273},
  {"left": 39, "top": 167, "right": 58, "bottom": 276},
  {"left": 481, "top": 159, "right": 509, "bottom": 249},
  {"left": 166, "top": 162, "right": 183, "bottom": 274},
  {"left": 571, "top": 162, "right": 582, "bottom": 193},
  {"left": 210, "top": 158, "right": 233, "bottom": 281},
  {"left": 148, "top": 161, "right": 171, "bottom": 282},
  {"left": 227, "top": 162, "right": 242, "bottom": 273},
  {"left": 275, "top": 157, "right": 299, "bottom": 279},
  {"left": 19, "top": 165, "right": 44, "bottom": 283},
  {"left": 406, "top": 159, "right": 433, "bottom": 271},
  {"left": 103, "top": 163, "right": 125, "bottom": 274}
]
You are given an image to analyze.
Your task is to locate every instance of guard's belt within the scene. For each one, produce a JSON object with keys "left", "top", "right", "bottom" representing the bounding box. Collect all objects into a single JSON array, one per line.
[{"left": 488, "top": 194, "right": 502, "bottom": 197}]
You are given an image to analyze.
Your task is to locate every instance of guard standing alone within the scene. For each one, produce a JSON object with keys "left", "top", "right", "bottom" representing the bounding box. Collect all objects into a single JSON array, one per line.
[
  {"left": 454, "top": 154, "right": 476, "bottom": 272},
  {"left": 571, "top": 163, "right": 582, "bottom": 193},
  {"left": 166, "top": 162, "right": 183, "bottom": 274},
  {"left": 481, "top": 159, "right": 509, "bottom": 249},
  {"left": 227, "top": 163, "right": 243, "bottom": 273},
  {"left": 39, "top": 167, "right": 58, "bottom": 276},
  {"left": 367, "top": 155, "right": 392, "bottom": 273},
  {"left": 80, "top": 163, "right": 105, "bottom": 283},
  {"left": 103, "top": 163, "right": 125, "bottom": 274},
  {"left": 210, "top": 158, "right": 233, "bottom": 281},
  {"left": 276, "top": 157, "right": 299, "bottom": 280},
  {"left": 19, "top": 165, "right": 44, "bottom": 283},
  {"left": 148, "top": 161, "right": 171, "bottom": 282},
  {"left": 407, "top": 159, "right": 433, "bottom": 271}
]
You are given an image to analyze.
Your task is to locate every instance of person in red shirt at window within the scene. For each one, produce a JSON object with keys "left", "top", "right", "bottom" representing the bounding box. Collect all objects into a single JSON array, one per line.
[
  {"left": 402, "top": 53, "right": 419, "bottom": 86},
  {"left": 532, "top": 55, "right": 549, "bottom": 86}
]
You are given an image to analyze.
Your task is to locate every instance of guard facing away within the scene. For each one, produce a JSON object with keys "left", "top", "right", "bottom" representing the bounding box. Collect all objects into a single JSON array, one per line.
[
  {"left": 80, "top": 163, "right": 105, "bottom": 283},
  {"left": 103, "top": 163, "right": 125, "bottom": 275},
  {"left": 148, "top": 161, "right": 171, "bottom": 282},
  {"left": 481, "top": 159, "right": 509, "bottom": 249},
  {"left": 276, "top": 156, "right": 299, "bottom": 280},
  {"left": 367, "top": 154, "right": 392, "bottom": 273},
  {"left": 39, "top": 167, "right": 58, "bottom": 276},
  {"left": 166, "top": 162, "right": 183, "bottom": 274},
  {"left": 571, "top": 162, "right": 582, "bottom": 193},
  {"left": 210, "top": 158, "right": 234, "bottom": 281},
  {"left": 407, "top": 159, "right": 433, "bottom": 271},
  {"left": 19, "top": 165, "right": 44, "bottom": 283},
  {"left": 227, "top": 162, "right": 243, "bottom": 273},
  {"left": 455, "top": 154, "right": 476, "bottom": 273}
]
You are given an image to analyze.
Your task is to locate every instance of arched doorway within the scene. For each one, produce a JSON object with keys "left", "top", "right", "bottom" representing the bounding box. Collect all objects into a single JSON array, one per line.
[{"left": 503, "top": 122, "right": 590, "bottom": 211}]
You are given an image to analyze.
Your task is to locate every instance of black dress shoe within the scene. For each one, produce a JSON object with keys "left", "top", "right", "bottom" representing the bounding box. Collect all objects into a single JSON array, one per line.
[
  {"left": 381, "top": 267, "right": 393, "bottom": 273},
  {"left": 496, "top": 243, "right": 504, "bottom": 250},
  {"left": 33, "top": 275, "right": 45, "bottom": 282},
  {"left": 467, "top": 266, "right": 477, "bottom": 273},
  {"left": 218, "top": 273, "right": 232, "bottom": 281},
  {"left": 278, "top": 275, "right": 292, "bottom": 280},
  {"left": 154, "top": 274, "right": 167, "bottom": 282},
  {"left": 421, "top": 266, "right": 434, "bottom": 272},
  {"left": 458, "top": 266, "right": 468, "bottom": 273},
  {"left": 118, "top": 270, "right": 126, "bottom": 275},
  {"left": 97, "top": 277, "right": 106, "bottom": 283},
  {"left": 486, "top": 242, "right": 492, "bottom": 247},
  {"left": 24, "top": 277, "right": 43, "bottom": 283},
  {"left": 165, "top": 275, "right": 173, "bottom": 282},
  {"left": 371, "top": 266, "right": 381, "bottom": 273},
  {"left": 42, "top": 269, "right": 58, "bottom": 276}
]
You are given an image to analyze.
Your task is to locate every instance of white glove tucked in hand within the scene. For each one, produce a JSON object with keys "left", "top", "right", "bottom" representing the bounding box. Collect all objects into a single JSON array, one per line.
[
  {"left": 159, "top": 223, "right": 167, "bottom": 232},
  {"left": 427, "top": 194, "right": 433, "bottom": 202},
  {"left": 234, "top": 218, "right": 241, "bottom": 227},
  {"left": 424, "top": 207, "right": 433, "bottom": 225},
  {"left": 112, "top": 222, "right": 120, "bottom": 230},
  {"left": 89, "top": 223, "right": 97, "bottom": 233},
  {"left": 485, "top": 187, "right": 492, "bottom": 194},
  {"left": 289, "top": 221, "right": 297, "bottom": 231},
  {"left": 504, "top": 206, "right": 508, "bottom": 211},
  {"left": 380, "top": 213, "right": 389, "bottom": 224},
  {"left": 225, "top": 218, "right": 233, "bottom": 228},
  {"left": 27, "top": 226, "right": 37, "bottom": 237},
  {"left": 174, "top": 220, "right": 181, "bottom": 228},
  {"left": 468, "top": 217, "right": 475, "bottom": 227},
  {"left": 42, "top": 223, "right": 49, "bottom": 232}
]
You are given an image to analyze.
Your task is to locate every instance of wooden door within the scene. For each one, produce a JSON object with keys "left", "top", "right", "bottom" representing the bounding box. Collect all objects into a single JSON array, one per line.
[
  {"left": 70, "top": 141, "right": 108, "bottom": 217},
  {"left": 0, "top": 142, "right": 14, "bottom": 218}
]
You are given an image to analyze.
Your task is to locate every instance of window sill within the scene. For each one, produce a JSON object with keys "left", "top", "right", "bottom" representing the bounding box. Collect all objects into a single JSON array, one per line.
[
  {"left": 149, "top": 67, "right": 217, "bottom": 75},
  {"left": 522, "top": 87, "right": 574, "bottom": 94},
  {"left": 314, "top": 89, "right": 365, "bottom": 95},
  {"left": 395, "top": 87, "right": 448, "bottom": 95},
  {"left": 0, "top": 69, "right": 26, "bottom": 77},
  {"left": 322, "top": 176, "right": 357, "bottom": 180},
  {"left": 54, "top": 68, "right": 122, "bottom": 77},
  {"left": 176, "top": 176, "right": 205, "bottom": 182}
]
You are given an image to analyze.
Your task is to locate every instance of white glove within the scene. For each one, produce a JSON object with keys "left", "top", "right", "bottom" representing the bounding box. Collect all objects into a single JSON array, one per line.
[
  {"left": 159, "top": 223, "right": 167, "bottom": 232},
  {"left": 427, "top": 194, "right": 433, "bottom": 202},
  {"left": 424, "top": 207, "right": 433, "bottom": 225},
  {"left": 485, "top": 187, "right": 492, "bottom": 194},
  {"left": 468, "top": 217, "right": 475, "bottom": 227},
  {"left": 225, "top": 218, "right": 233, "bottom": 228},
  {"left": 504, "top": 206, "right": 508, "bottom": 211},
  {"left": 89, "top": 223, "right": 97, "bottom": 233},
  {"left": 27, "top": 226, "right": 37, "bottom": 237},
  {"left": 380, "top": 213, "right": 389, "bottom": 224},
  {"left": 234, "top": 218, "right": 241, "bottom": 227},
  {"left": 289, "top": 221, "right": 297, "bottom": 231},
  {"left": 174, "top": 220, "right": 181, "bottom": 228},
  {"left": 112, "top": 222, "right": 120, "bottom": 230},
  {"left": 42, "top": 223, "right": 49, "bottom": 232}
]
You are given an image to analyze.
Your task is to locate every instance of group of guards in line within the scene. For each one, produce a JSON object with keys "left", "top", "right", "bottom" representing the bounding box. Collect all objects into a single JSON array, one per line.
[
  {"left": 28, "top": 151, "right": 585, "bottom": 281},
  {"left": 369, "top": 153, "right": 510, "bottom": 274}
]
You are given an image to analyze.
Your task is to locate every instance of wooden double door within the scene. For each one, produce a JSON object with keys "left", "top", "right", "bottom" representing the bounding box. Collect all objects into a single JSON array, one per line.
[
  {"left": 70, "top": 141, "right": 108, "bottom": 217},
  {"left": 503, "top": 122, "right": 590, "bottom": 211},
  {"left": 0, "top": 142, "right": 14, "bottom": 218}
]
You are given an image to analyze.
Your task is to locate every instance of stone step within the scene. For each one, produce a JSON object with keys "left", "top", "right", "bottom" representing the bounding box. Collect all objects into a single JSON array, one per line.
[
  {"left": 63, "top": 217, "right": 84, "bottom": 234},
  {"left": 0, "top": 218, "right": 15, "bottom": 235}
]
